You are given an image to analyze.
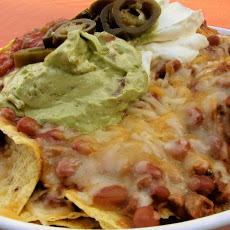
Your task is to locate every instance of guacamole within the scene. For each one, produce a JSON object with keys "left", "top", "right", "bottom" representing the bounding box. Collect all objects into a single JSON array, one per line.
[{"left": 0, "top": 31, "right": 148, "bottom": 132}]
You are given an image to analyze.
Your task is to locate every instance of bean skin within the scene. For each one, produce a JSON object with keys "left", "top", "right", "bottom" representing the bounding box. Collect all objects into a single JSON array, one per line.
[
  {"left": 207, "top": 35, "right": 220, "bottom": 46},
  {"left": 93, "top": 185, "right": 128, "bottom": 209},
  {"left": 225, "top": 95, "right": 230, "bottom": 107},
  {"left": 189, "top": 175, "right": 215, "bottom": 196},
  {"left": 55, "top": 156, "right": 80, "bottom": 178},
  {"left": 133, "top": 206, "right": 160, "bottom": 228},
  {"left": 134, "top": 161, "right": 163, "bottom": 180},
  {"left": 137, "top": 176, "right": 153, "bottom": 190},
  {"left": 172, "top": 59, "right": 181, "bottom": 72},
  {"left": 186, "top": 107, "right": 204, "bottom": 127},
  {"left": 17, "top": 116, "right": 40, "bottom": 137},
  {"left": 71, "top": 139, "right": 94, "bottom": 155},
  {"left": 123, "top": 198, "right": 138, "bottom": 214},
  {"left": 0, "top": 107, "right": 16, "bottom": 123},
  {"left": 150, "top": 184, "right": 170, "bottom": 202},
  {"left": 36, "top": 129, "right": 66, "bottom": 141},
  {"left": 165, "top": 139, "right": 190, "bottom": 161}
]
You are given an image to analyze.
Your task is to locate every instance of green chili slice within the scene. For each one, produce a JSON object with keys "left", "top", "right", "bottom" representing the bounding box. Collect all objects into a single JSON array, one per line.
[
  {"left": 89, "top": 0, "right": 115, "bottom": 19},
  {"left": 53, "top": 19, "right": 96, "bottom": 47},
  {"left": 100, "top": 3, "right": 127, "bottom": 38},
  {"left": 43, "top": 21, "right": 67, "bottom": 48},
  {"left": 112, "top": 0, "right": 161, "bottom": 37},
  {"left": 43, "top": 19, "right": 96, "bottom": 48},
  {"left": 13, "top": 47, "right": 54, "bottom": 68},
  {"left": 73, "top": 0, "right": 115, "bottom": 32}
]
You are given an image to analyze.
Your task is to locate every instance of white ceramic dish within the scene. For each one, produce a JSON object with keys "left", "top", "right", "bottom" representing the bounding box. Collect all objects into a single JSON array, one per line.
[
  {"left": 0, "top": 27, "right": 229, "bottom": 230},
  {"left": 211, "top": 26, "right": 230, "bottom": 35}
]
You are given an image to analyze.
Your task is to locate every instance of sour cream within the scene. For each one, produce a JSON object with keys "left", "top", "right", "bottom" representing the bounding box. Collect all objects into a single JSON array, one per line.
[
  {"left": 144, "top": 33, "right": 208, "bottom": 64},
  {"left": 139, "top": 1, "right": 209, "bottom": 63}
]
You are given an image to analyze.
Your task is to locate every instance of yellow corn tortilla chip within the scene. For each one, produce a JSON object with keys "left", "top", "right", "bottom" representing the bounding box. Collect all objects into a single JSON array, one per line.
[
  {"left": 21, "top": 209, "right": 87, "bottom": 223},
  {"left": 0, "top": 208, "right": 24, "bottom": 221},
  {"left": 20, "top": 187, "right": 88, "bottom": 222},
  {"left": 65, "top": 190, "right": 133, "bottom": 229},
  {"left": 0, "top": 117, "right": 42, "bottom": 215},
  {"left": 45, "top": 218, "right": 100, "bottom": 229}
]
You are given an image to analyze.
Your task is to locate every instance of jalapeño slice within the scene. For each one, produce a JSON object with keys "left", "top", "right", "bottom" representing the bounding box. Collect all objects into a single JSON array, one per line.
[
  {"left": 43, "top": 19, "right": 96, "bottom": 48},
  {"left": 112, "top": 0, "right": 161, "bottom": 37},
  {"left": 53, "top": 19, "right": 96, "bottom": 47},
  {"left": 13, "top": 47, "right": 54, "bottom": 68},
  {"left": 100, "top": 3, "right": 127, "bottom": 38},
  {"left": 89, "top": 0, "right": 115, "bottom": 19},
  {"left": 43, "top": 21, "right": 67, "bottom": 48}
]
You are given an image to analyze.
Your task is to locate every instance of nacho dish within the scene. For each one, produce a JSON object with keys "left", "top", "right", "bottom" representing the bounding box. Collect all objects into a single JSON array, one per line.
[{"left": 0, "top": 0, "right": 230, "bottom": 228}]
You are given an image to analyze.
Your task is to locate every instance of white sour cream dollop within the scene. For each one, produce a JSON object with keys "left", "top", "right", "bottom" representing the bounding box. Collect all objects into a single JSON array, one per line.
[{"left": 140, "top": 1, "right": 209, "bottom": 64}]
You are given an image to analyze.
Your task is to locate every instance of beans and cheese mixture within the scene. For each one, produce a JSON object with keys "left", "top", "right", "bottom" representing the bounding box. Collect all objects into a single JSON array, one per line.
[{"left": 1, "top": 20, "right": 230, "bottom": 228}]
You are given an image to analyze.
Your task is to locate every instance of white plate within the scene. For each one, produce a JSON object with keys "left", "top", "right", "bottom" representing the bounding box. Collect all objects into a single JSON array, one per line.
[
  {"left": 0, "top": 27, "right": 230, "bottom": 230},
  {"left": 211, "top": 26, "right": 230, "bottom": 35}
]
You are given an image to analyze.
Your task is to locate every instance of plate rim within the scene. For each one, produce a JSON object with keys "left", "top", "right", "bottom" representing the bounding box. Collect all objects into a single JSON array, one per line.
[{"left": 211, "top": 26, "right": 230, "bottom": 35}]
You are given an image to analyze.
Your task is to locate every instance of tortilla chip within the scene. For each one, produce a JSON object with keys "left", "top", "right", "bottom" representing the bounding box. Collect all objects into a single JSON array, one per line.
[
  {"left": 0, "top": 208, "right": 24, "bottom": 221},
  {"left": 45, "top": 218, "right": 100, "bottom": 229},
  {"left": 21, "top": 209, "right": 87, "bottom": 223},
  {"left": 65, "top": 190, "right": 133, "bottom": 229},
  {"left": 20, "top": 187, "right": 88, "bottom": 223},
  {"left": 0, "top": 117, "right": 42, "bottom": 215}
]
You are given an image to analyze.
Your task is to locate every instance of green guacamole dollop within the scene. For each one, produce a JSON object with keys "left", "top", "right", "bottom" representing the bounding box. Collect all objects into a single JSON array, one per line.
[{"left": 0, "top": 31, "right": 148, "bottom": 132}]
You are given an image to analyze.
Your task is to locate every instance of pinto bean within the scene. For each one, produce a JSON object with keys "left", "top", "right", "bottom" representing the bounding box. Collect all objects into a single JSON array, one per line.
[
  {"left": 165, "top": 139, "right": 190, "bottom": 161},
  {"left": 184, "top": 193, "right": 214, "bottom": 219},
  {"left": 172, "top": 59, "right": 181, "bottom": 72},
  {"left": 207, "top": 35, "right": 220, "bottom": 46},
  {"left": 93, "top": 185, "right": 128, "bottom": 209},
  {"left": 137, "top": 176, "right": 153, "bottom": 190},
  {"left": 123, "top": 198, "right": 138, "bottom": 214},
  {"left": 157, "top": 60, "right": 181, "bottom": 79},
  {"left": 208, "top": 135, "right": 228, "bottom": 160},
  {"left": 166, "top": 59, "right": 182, "bottom": 75},
  {"left": 36, "top": 129, "right": 66, "bottom": 141},
  {"left": 150, "top": 184, "right": 170, "bottom": 202},
  {"left": 209, "top": 135, "right": 223, "bottom": 153},
  {"left": 55, "top": 156, "right": 81, "bottom": 178},
  {"left": 134, "top": 161, "right": 163, "bottom": 180},
  {"left": 0, "top": 107, "right": 16, "bottom": 123},
  {"left": 17, "top": 116, "right": 41, "bottom": 137},
  {"left": 71, "top": 139, "right": 94, "bottom": 155},
  {"left": 186, "top": 107, "right": 204, "bottom": 127},
  {"left": 133, "top": 206, "right": 160, "bottom": 228},
  {"left": 193, "top": 160, "right": 211, "bottom": 176},
  {"left": 225, "top": 95, "right": 230, "bottom": 107},
  {"left": 189, "top": 175, "right": 215, "bottom": 196}
]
